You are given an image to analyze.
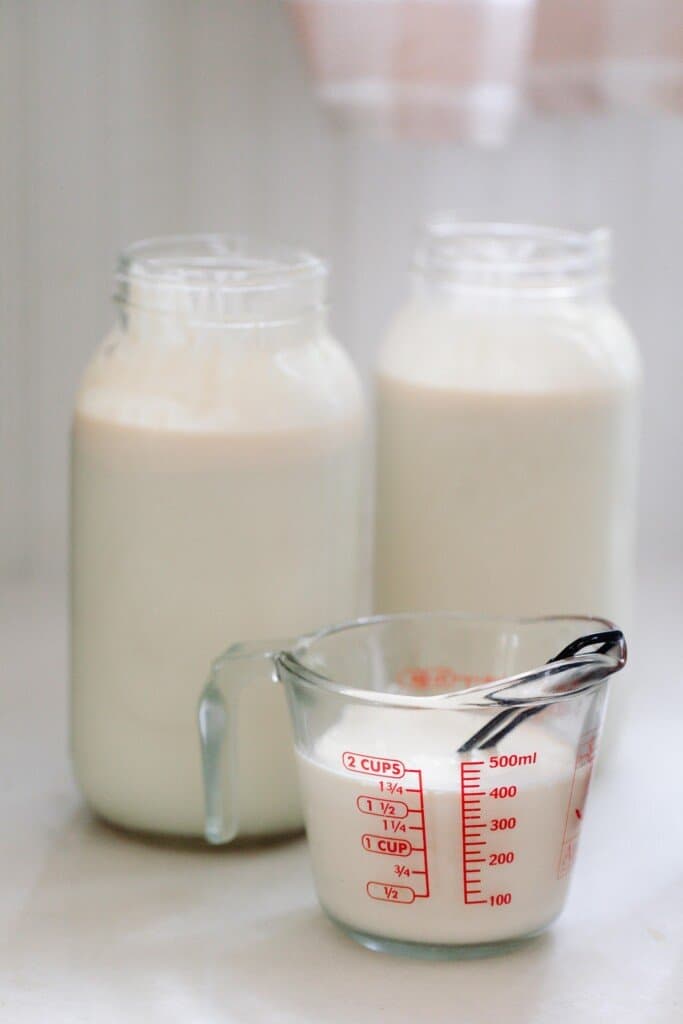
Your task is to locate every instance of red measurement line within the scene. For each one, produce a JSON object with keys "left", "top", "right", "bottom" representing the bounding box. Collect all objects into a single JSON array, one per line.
[
  {"left": 405, "top": 788, "right": 420, "bottom": 793},
  {"left": 415, "top": 768, "right": 430, "bottom": 898},
  {"left": 460, "top": 761, "right": 468, "bottom": 904},
  {"left": 460, "top": 760, "right": 489, "bottom": 906}
]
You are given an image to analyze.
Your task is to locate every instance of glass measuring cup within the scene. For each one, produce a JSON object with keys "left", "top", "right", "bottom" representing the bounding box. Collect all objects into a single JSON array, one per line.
[{"left": 199, "top": 614, "right": 626, "bottom": 958}]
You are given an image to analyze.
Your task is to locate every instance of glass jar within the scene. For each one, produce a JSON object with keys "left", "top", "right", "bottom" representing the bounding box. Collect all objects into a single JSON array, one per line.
[
  {"left": 374, "top": 220, "right": 640, "bottom": 728},
  {"left": 70, "top": 234, "right": 367, "bottom": 838}
]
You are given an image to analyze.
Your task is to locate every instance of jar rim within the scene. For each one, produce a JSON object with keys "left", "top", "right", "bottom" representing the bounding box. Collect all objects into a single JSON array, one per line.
[
  {"left": 414, "top": 218, "right": 610, "bottom": 297},
  {"left": 116, "top": 233, "right": 326, "bottom": 293},
  {"left": 113, "top": 234, "right": 328, "bottom": 326}
]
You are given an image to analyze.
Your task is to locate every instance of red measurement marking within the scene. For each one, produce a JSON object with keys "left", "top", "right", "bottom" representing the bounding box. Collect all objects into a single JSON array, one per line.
[
  {"left": 366, "top": 882, "right": 415, "bottom": 904},
  {"left": 461, "top": 760, "right": 491, "bottom": 905},
  {"left": 353, "top": 755, "right": 430, "bottom": 905},
  {"left": 362, "top": 834, "right": 412, "bottom": 856},
  {"left": 558, "top": 729, "right": 598, "bottom": 878},
  {"left": 343, "top": 751, "right": 405, "bottom": 778},
  {"left": 356, "top": 796, "right": 409, "bottom": 819},
  {"left": 396, "top": 667, "right": 497, "bottom": 691}
]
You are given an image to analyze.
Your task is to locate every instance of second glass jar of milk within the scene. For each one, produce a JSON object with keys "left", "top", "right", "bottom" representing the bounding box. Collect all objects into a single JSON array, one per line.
[
  {"left": 71, "top": 235, "right": 366, "bottom": 838},
  {"left": 375, "top": 220, "right": 640, "bottom": 628}
]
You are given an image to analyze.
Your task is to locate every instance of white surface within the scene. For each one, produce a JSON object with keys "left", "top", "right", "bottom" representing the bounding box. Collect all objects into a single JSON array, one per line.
[{"left": 1, "top": 572, "right": 681, "bottom": 1023}]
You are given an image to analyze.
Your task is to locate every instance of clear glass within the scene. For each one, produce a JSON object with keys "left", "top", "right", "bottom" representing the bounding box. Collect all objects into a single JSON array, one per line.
[
  {"left": 375, "top": 219, "right": 640, "bottom": 753},
  {"left": 200, "top": 613, "right": 626, "bottom": 958},
  {"left": 70, "top": 234, "right": 366, "bottom": 839},
  {"left": 114, "top": 233, "right": 327, "bottom": 329},
  {"left": 412, "top": 219, "right": 611, "bottom": 298}
]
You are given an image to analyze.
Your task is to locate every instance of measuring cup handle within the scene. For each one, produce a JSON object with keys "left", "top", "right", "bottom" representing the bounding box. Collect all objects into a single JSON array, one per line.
[{"left": 198, "top": 641, "right": 287, "bottom": 844}]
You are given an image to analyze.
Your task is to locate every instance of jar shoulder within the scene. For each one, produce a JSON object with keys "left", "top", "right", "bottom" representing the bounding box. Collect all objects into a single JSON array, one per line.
[
  {"left": 74, "top": 327, "right": 365, "bottom": 434},
  {"left": 377, "top": 300, "right": 641, "bottom": 391}
]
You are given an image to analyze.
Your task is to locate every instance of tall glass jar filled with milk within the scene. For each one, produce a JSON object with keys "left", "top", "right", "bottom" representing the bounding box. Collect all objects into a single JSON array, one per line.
[
  {"left": 71, "top": 235, "right": 366, "bottom": 838},
  {"left": 375, "top": 220, "right": 640, "bottom": 691}
]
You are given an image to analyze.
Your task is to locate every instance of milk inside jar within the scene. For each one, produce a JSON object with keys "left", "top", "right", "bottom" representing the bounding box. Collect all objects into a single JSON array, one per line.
[
  {"left": 70, "top": 235, "right": 366, "bottom": 838},
  {"left": 375, "top": 222, "right": 640, "bottom": 738}
]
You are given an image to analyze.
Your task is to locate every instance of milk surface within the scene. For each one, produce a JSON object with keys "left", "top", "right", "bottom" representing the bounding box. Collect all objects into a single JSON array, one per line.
[
  {"left": 297, "top": 704, "right": 592, "bottom": 946},
  {"left": 71, "top": 320, "right": 365, "bottom": 836}
]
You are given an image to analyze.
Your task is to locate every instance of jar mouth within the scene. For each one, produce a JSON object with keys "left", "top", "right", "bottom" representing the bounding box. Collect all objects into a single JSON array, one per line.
[
  {"left": 114, "top": 233, "right": 327, "bottom": 325},
  {"left": 414, "top": 218, "right": 610, "bottom": 298}
]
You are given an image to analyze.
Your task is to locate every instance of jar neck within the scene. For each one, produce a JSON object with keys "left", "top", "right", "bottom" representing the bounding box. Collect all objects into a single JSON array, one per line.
[
  {"left": 114, "top": 234, "right": 328, "bottom": 344},
  {"left": 412, "top": 220, "right": 611, "bottom": 305},
  {"left": 117, "top": 303, "right": 328, "bottom": 347}
]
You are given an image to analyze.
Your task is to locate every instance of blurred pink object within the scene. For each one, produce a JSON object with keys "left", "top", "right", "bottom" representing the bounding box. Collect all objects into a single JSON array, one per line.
[
  {"left": 287, "top": 0, "right": 535, "bottom": 145},
  {"left": 286, "top": 0, "right": 683, "bottom": 143},
  {"left": 530, "top": 0, "right": 683, "bottom": 113},
  {"left": 529, "top": 1, "right": 607, "bottom": 111}
]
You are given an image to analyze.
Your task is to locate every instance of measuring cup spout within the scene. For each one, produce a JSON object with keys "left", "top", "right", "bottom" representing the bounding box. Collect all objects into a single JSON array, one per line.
[{"left": 198, "top": 639, "right": 300, "bottom": 844}]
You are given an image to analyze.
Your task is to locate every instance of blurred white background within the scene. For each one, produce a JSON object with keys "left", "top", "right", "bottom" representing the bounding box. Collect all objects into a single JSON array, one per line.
[{"left": 1, "top": 0, "right": 682, "bottom": 581}]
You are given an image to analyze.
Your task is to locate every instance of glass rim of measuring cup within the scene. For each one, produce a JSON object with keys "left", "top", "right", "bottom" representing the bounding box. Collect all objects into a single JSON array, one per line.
[
  {"left": 219, "top": 612, "right": 626, "bottom": 712},
  {"left": 200, "top": 612, "right": 626, "bottom": 846}
]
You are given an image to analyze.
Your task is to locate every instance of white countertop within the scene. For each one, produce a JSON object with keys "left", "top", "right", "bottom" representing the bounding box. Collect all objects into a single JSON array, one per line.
[{"left": 2, "top": 573, "right": 681, "bottom": 1023}]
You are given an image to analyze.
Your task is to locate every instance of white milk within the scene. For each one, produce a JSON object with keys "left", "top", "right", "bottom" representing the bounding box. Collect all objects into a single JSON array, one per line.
[
  {"left": 297, "top": 705, "right": 592, "bottom": 947},
  {"left": 375, "top": 226, "right": 641, "bottom": 753},
  {"left": 376, "top": 307, "right": 640, "bottom": 619},
  {"left": 70, "top": 238, "right": 366, "bottom": 837}
]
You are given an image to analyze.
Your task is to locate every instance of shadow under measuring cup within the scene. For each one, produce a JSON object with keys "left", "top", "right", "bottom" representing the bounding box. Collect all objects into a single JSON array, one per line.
[{"left": 199, "top": 614, "right": 626, "bottom": 958}]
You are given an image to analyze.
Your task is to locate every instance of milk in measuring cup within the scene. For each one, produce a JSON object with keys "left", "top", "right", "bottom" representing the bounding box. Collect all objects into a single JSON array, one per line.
[{"left": 297, "top": 706, "right": 595, "bottom": 947}]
